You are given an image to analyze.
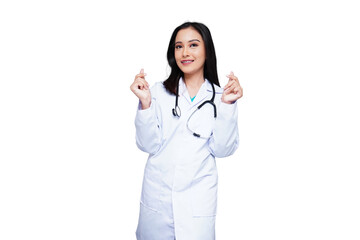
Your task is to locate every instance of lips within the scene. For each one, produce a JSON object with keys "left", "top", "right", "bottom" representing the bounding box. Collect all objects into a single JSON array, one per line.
[{"left": 181, "top": 60, "right": 194, "bottom": 65}]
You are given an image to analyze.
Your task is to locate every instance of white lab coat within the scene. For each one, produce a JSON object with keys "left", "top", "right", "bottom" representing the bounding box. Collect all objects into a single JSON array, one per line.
[{"left": 135, "top": 78, "right": 239, "bottom": 240}]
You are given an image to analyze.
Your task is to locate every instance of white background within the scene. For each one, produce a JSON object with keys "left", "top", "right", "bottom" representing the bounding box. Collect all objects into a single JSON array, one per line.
[{"left": 1, "top": 0, "right": 359, "bottom": 239}]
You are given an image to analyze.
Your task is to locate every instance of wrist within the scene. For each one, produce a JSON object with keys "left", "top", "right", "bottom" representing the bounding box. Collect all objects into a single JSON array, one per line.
[
  {"left": 140, "top": 98, "right": 151, "bottom": 109},
  {"left": 221, "top": 100, "right": 235, "bottom": 104},
  {"left": 221, "top": 96, "right": 235, "bottom": 104}
]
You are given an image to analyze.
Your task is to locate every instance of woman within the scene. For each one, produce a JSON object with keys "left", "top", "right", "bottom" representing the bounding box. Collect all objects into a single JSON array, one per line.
[{"left": 130, "top": 22, "right": 243, "bottom": 240}]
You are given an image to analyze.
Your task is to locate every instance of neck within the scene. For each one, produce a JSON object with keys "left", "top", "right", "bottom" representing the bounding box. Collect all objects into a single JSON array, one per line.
[
  {"left": 183, "top": 72, "right": 205, "bottom": 89},
  {"left": 183, "top": 72, "right": 205, "bottom": 98}
]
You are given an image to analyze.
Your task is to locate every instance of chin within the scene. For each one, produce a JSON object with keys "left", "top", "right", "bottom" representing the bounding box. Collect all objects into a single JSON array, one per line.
[{"left": 180, "top": 67, "right": 201, "bottom": 76}]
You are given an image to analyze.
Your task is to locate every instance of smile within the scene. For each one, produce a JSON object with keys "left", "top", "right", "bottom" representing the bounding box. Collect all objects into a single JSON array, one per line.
[{"left": 181, "top": 60, "right": 194, "bottom": 65}]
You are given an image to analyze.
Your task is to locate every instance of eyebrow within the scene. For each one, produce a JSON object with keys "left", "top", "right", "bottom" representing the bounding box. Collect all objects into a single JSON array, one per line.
[{"left": 175, "top": 39, "right": 201, "bottom": 45}]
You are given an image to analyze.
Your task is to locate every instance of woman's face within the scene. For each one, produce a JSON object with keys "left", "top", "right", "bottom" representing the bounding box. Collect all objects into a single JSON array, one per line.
[{"left": 174, "top": 27, "right": 206, "bottom": 78}]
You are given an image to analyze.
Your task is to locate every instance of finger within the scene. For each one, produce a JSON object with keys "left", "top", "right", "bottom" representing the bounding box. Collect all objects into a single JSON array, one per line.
[
  {"left": 131, "top": 82, "right": 143, "bottom": 92},
  {"left": 229, "top": 75, "right": 238, "bottom": 82},
  {"left": 135, "top": 69, "right": 147, "bottom": 79},
  {"left": 224, "top": 82, "right": 233, "bottom": 91},
  {"left": 135, "top": 73, "right": 147, "bottom": 79},
  {"left": 226, "top": 76, "right": 238, "bottom": 87},
  {"left": 135, "top": 77, "right": 150, "bottom": 90},
  {"left": 227, "top": 72, "right": 239, "bottom": 81},
  {"left": 136, "top": 81, "right": 147, "bottom": 90},
  {"left": 131, "top": 80, "right": 143, "bottom": 90},
  {"left": 234, "top": 87, "right": 243, "bottom": 98},
  {"left": 135, "top": 77, "right": 149, "bottom": 86},
  {"left": 223, "top": 83, "right": 231, "bottom": 91},
  {"left": 233, "top": 87, "right": 242, "bottom": 94},
  {"left": 226, "top": 71, "right": 235, "bottom": 77},
  {"left": 227, "top": 81, "right": 242, "bottom": 92},
  {"left": 224, "top": 79, "right": 237, "bottom": 90},
  {"left": 224, "top": 77, "right": 235, "bottom": 87},
  {"left": 225, "top": 84, "right": 238, "bottom": 94}
]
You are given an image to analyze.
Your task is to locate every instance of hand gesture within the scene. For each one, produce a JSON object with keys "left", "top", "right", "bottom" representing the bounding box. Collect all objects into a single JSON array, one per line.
[
  {"left": 222, "top": 71, "right": 243, "bottom": 104},
  {"left": 130, "top": 69, "right": 151, "bottom": 109}
]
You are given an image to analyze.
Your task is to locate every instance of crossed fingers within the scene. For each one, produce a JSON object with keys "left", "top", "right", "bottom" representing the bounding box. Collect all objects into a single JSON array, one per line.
[
  {"left": 132, "top": 69, "right": 149, "bottom": 91},
  {"left": 223, "top": 71, "right": 243, "bottom": 99}
]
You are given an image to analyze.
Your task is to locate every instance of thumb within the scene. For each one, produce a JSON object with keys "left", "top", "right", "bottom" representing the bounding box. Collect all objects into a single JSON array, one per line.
[
  {"left": 140, "top": 68, "right": 144, "bottom": 74},
  {"left": 226, "top": 71, "right": 234, "bottom": 78}
]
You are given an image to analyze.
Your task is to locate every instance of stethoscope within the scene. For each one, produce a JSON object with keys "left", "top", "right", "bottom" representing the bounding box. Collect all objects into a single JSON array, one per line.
[{"left": 172, "top": 79, "right": 217, "bottom": 138}]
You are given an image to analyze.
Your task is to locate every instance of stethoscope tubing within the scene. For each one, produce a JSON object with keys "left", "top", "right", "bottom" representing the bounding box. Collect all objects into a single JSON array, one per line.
[{"left": 172, "top": 78, "right": 217, "bottom": 138}]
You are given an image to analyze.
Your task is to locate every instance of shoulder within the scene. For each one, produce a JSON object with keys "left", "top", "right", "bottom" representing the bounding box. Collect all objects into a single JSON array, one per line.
[
  {"left": 205, "top": 79, "right": 223, "bottom": 94},
  {"left": 204, "top": 79, "right": 223, "bottom": 94},
  {"left": 151, "top": 81, "right": 166, "bottom": 92},
  {"left": 150, "top": 81, "right": 168, "bottom": 98},
  {"left": 214, "top": 84, "right": 223, "bottom": 94},
  {"left": 206, "top": 83, "right": 223, "bottom": 95}
]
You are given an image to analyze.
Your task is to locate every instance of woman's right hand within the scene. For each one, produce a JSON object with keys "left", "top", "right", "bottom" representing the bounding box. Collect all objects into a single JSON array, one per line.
[{"left": 130, "top": 69, "right": 151, "bottom": 109}]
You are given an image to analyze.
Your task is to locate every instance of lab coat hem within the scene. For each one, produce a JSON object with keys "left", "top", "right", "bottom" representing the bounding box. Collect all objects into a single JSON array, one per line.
[{"left": 192, "top": 214, "right": 217, "bottom": 218}]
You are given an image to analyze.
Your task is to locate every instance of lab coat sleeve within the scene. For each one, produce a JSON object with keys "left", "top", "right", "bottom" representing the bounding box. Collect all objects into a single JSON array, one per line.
[
  {"left": 135, "top": 98, "right": 162, "bottom": 155},
  {"left": 208, "top": 101, "right": 239, "bottom": 158}
]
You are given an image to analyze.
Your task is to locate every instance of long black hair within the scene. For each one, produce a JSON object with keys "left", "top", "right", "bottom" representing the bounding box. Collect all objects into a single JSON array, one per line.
[{"left": 163, "top": 22, "right": 220, "bottom": 95}]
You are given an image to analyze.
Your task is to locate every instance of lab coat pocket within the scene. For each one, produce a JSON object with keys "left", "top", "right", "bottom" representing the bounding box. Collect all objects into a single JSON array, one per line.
[
  {"left": 139, "top": 200, "right": 158, "bottom": 213},
  {"left": 191, "top": 169, "right": 218, "bottom": 217},
  {"left": 136, "top": 201, "right": 161, "bottom": 240},
  {"left": 141, "top": 167, "right": 162, "bottom": 212}
]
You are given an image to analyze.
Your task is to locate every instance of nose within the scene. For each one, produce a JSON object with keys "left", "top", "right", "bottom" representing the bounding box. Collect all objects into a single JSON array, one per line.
[{"left": 182, "top": 47, "right": 189, "bottom": 57}]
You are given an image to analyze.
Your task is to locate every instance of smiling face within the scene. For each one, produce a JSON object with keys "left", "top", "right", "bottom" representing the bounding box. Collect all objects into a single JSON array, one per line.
[{"left": 174, "top": 27, "right": 206, "bottom": 79}]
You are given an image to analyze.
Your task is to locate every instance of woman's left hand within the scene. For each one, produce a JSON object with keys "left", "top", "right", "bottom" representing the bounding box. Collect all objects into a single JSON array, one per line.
[{"left": 222, "top": 71, "right": 243, "bottom": 104}]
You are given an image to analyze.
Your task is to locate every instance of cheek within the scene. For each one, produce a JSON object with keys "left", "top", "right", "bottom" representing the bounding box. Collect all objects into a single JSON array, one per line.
[
  {"left": 174, "top": 53, "right": 182, "bottom": 68},
  {"left": 195, "top": 52, "right": 206, "bottom": 65},
  {"left": 195, "top": 49, "right": 206, "bottom": 61},
  {"left": 174, "top": 51, "right": 181, "bottom": 61}
]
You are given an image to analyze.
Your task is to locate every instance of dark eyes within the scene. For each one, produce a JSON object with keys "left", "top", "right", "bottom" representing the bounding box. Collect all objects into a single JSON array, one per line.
[{"left": 175, "top": 43, "right": 198, "bottom": 49}]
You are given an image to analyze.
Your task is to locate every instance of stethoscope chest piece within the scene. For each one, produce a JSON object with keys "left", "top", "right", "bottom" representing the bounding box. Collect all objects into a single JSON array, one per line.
[{"left": 172, "top": 105, "right": 181, "bottom": 117}]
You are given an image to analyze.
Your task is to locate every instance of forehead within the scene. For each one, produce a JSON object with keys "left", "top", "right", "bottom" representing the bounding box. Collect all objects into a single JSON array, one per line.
[{"left": 175, "top": 27, "right": 203, "bottom": 42}]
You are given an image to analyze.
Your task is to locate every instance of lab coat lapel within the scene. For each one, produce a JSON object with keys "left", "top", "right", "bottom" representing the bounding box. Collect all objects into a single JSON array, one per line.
[
  {"left": 179, "top": 78, "right": 192, "bottom": 105},
  {"left": 191, "top": 79, "right": 212, "bottom": 106},
  {"left": 178, "top": 78, "right": 214, "bottom": 113}
]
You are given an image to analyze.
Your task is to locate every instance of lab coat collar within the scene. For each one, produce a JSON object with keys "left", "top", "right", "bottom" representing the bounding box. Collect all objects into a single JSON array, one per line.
[
  {"left": 178, "top": 77, "right": 187, "bottom": 96},
  {"left": 178, "top": 77, "right": 221, "bottom": 105}
]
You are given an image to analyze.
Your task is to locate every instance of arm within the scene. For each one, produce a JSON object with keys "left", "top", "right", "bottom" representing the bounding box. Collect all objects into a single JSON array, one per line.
[
  {"left": 208, "top": 101, "right": 239, "bottom": 158},
  {"left": 135, "top": 98, "right": 162, "bottom": 155},
  {"left": 130, "top": 69, "right": 162, "bottom": 155},
  {"left": 209, "top": 71, "right": 243, "bottom": 158}
]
